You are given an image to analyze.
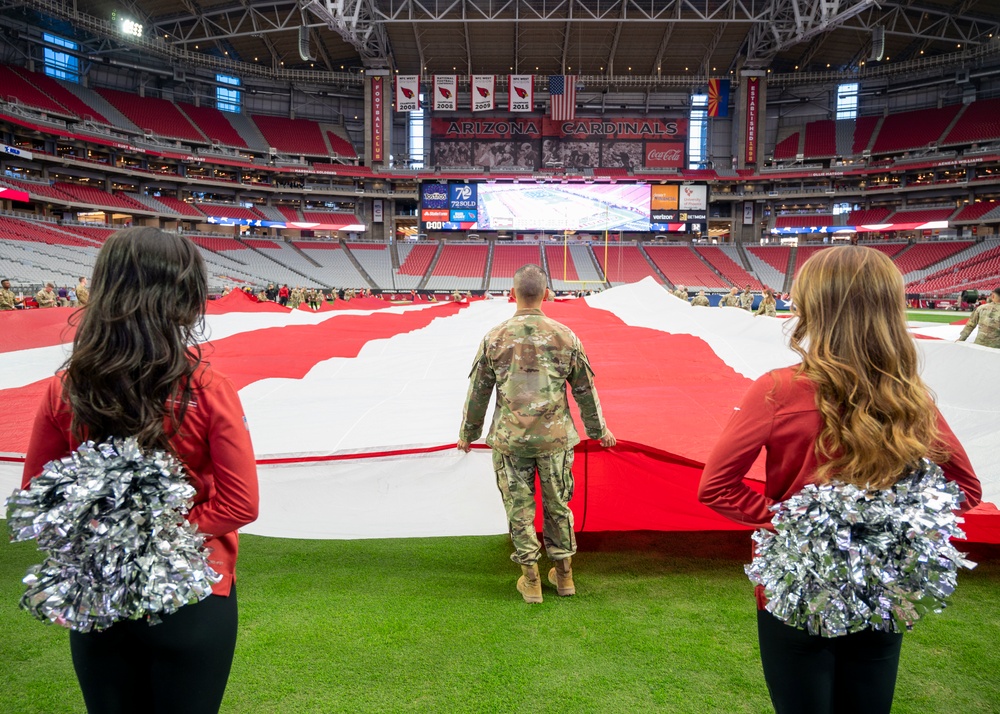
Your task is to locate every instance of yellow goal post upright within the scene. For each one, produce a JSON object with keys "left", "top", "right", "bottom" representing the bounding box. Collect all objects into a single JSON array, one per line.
[{"left": 559, "top": 229, "right": 618, "bottom": 292}]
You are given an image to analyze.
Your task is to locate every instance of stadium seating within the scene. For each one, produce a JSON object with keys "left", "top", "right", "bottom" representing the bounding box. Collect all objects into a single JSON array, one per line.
[
  {"left": 324, "top": 129, "right": 357, "bottom": 158},
  {"left": 0, "top": 64, "right": 73, "bottom": 116},
  {"left": 643, "top": 246, "right": 728, "bottom": 290},
  {"left": 398, "top": 244, "right": 438, "bottom": 279},
  {"left": 907, "top": 240, "right": 1000, "bottom": 293},
  {"left": 0, "top": 177, "right": 76, "bottom": 202},
  {"left": 952, "top": 201, "right": 1000, "bottom": 222},
  {"left": 747, "top": 246, "right": 792, "bottom": 275},
  {"left": 803, "top": 120, "right": 837, "bottom": 158},
  {"left": 124, "top": 193, "right": 175, "bottom": 214},
  {"left": 53, "top": 183, "right": 147, "bottom": 212},
  {"left": 301, "top": 212, "right": 360, "bottom": 227},
  {"left": 177, "top": 103, "right": 248, "bottom": 148},
  {"left": 941, "top": 98, "right": 1000, "bottom": 146},
  {"left": 847, "top": 207, "right": 892, "bottom": 225},
  {"left": 772, "top": 133, "right": 800, "bottom": 160},
  {"left": 241, "top": 239, "right": 351, "bottom": 286},
  {"left": 870, "top": 105, "right": 962, "bottom": 154},
  {"left": 9, "top": 66, "right": 109, "bottom": 123},
  {"left": 0, "top": 216, "right": 97, "bottom": 247},
  {"left": 852, "top": 116, "right": 880, "bottom": 154},
  {"left": 592, "top": 244, "right": 663, "bottom": 286},
  {"left": 278, "top": 206, "right": 304, "bottom": 222},
  {"left": 696, "top": 247, "right": 764, "bottom": 290},
  {"left": 252, "top": 115, "right": 330, "bottom": 156},
  {"left": 97, "top": 88, "right": 206, "bottom": 143},
  {"left": 741, "top": 246, "right": 786, "bottom": 291},
  {"left": 152, "top": 195, "right": 206, "bottom": 218},
  {"left": 424, "top": 244, "right": 489, "bottom": 290},
  {"left": 489, "top": 244, "right": 542, "bottom": 290},
  {"left": 892, "top": 241, "right": 973, "bottom": 275},
  {"left": 774, "top": 214, "right": 836, "bottom": 228},
  {"left": 197, "top": 203, "right": 267, "bottom": 221},
  {"left": 342, "top": 243, "right": 394, "bottom": 288},
  {"left": 884, "top": 207, "right": 956, "bottom": 225}
]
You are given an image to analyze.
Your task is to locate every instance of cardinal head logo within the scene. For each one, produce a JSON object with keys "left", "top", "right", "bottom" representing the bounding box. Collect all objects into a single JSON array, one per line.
[
  {"left": 439, "top": 87, "right": 452, "bottom": 98},
  {"left": 401, "top": 87, "right": 414, "bottom": 99},
  {"left": 514, "top": 86, "right": 528, "bottom": 98},
  {"left": 476, "top": 86, "right": 490, "bottom": 98}
]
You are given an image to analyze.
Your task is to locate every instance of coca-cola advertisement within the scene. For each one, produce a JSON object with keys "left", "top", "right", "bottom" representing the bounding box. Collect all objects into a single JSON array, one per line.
[{"left": 644, "top": 141, "right": 686, "bottom": 169}]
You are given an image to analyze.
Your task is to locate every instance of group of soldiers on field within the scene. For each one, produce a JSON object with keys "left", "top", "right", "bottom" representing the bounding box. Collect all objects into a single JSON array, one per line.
[
  {"left": 671, "top": 283, "right": 779, "bottom": 317},
  {"left": 0, "top": 278, "right": 89, "bottom": 310}
]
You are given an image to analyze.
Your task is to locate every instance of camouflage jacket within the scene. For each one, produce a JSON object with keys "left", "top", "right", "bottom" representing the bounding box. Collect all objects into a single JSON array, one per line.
[
  {"left": 460, "top": 307, "right": 607, "bottom": 456},
  {"left": 691, "top": 295, "right": 710, "bottom": 307},
  {"left": 755, "top": 299, "right": 776, "bottom": 317},
  {"left": 959, "top": 302, "right": 1000, "bottom": 349},
  {"left": 740, "top": 291, "right": 754, "bottom": 310},
  {"left": 671, "top": 289, "right": 687, "bottom": 299},
  {"left": 719, "top": 293, "right": 740, "bottom": 307},
  {"left": 0, "top": 288, "right": 16, "bottom": 310},
  {"left": 76, "top": 285, "right": 89, "bottom": 306},
  {"left": 35, "top": 289, "right": 56, "bottom": 308}
]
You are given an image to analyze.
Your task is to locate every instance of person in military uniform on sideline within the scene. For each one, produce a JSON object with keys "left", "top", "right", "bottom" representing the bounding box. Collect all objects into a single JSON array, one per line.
[
  {"left": 755, "top": 287, "right": 777, "bottom": 316},
  {"left": 75, "top": 277, "right": 89, "bottom": 307},
  {"left": 691, "top": 290, "right": 710, "bottom": 307},
  {"left": 719, "top": 286, "right": 740, "bottom": 307},
  {"left": 458, "top": 264, "right": 615, "bottom": 604},
  {"left": 35, "top": 283, "right": 57, "bottom": 308},
  {"left": 1, "top": 278, "right": 22, "bottom": 310},
  {"left": 740, "top": 284, "right": 754, "bottom": 311},
  {"left": 671, "top": 284, "right": 687, "bottom": 300},
  {"left": 957, "top": 286, "right": 1000, "bottom": 349}
]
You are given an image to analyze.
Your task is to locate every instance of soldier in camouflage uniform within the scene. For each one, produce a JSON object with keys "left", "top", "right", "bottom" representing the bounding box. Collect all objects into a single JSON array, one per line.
[
  {"left": 957, "top": 287, "right": 1000, "bottom": 349},
  {"left": 0, "top": 279, "right": 21, "bottom": 310},
  {"left": 755, "top": 288, "right": 777, "bottom": 317},
  {"left": 458, "top": 264, "right": 615, "bottom": 603},
  {"left": 75, "top": 277, "right": 89, "bottom": 307},
  {"left": 719, "top": 287, "right": 741, "bottom": 307},
  {"left": 691, "top": 290, "right": 710, "bottom": 307},
  {"left": 35, "top": 283, "right": 57, "bottom": 308},
  {"left": 740, "top": 284, "right": 754, "bottom": 311},
  {"left": 672, "top": 284, "right": 687, "bottom": 300}
]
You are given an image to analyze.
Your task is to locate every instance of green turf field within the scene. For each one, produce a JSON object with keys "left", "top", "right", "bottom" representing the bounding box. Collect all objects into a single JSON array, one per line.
[
  {"left": 2, "top": 531, "right": 997, "bottom": 713},
  {"left": 905, "top": 310, "right": 971, "bottom": 324}
]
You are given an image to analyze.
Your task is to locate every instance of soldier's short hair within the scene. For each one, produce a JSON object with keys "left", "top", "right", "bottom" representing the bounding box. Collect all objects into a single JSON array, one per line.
[
  {"left": 45, "top": 282, "right": 55, "bottom": 288},
  {"left": 513, "top": 264, "right": 547, "bottom": 301},
  {"left": 993, "top": 287, "right": 1000, "bottom": 297}
]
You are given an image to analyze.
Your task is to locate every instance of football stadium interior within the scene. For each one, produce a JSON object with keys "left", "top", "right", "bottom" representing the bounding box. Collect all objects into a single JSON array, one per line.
[{"left": 2, "top": 2, "right": 1000, "bottom": 711}]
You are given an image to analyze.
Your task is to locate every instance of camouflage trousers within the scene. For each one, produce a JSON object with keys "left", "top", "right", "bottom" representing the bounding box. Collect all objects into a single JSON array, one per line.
[{"left": 492, "top": 448, "right": 576, "bottom": 566}]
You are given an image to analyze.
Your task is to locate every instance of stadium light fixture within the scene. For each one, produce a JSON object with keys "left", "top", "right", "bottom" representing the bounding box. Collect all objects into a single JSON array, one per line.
[{"left": 121, "top": 18, "right": 143, "bottom": 37}]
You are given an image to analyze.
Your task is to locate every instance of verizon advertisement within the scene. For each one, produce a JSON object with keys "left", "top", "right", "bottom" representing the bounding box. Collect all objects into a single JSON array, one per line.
[{"left": 430, "top": 116, "right": 687, "bottom": 171}]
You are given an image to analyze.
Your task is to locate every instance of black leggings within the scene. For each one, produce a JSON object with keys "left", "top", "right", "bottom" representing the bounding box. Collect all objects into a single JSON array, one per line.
[
  {"left": 69, "top": 585, "right": 238, "bottom": 714},
  {"left": 757, "top": 610, "right": 903, "bottom": 714}
]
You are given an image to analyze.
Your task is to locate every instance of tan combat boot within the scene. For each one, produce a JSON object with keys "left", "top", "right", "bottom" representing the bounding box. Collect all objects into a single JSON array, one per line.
[
  {"left": 516, "top": 564, "right": 543, "bottom": 603},
  {"left": 548, "top": 557, "right": 575, "bottom": 596}
]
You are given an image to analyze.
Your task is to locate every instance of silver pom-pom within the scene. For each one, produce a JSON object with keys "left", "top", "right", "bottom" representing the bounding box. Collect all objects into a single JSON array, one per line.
[
  {"left": 6, "top": 437, "right": 221, "bottom": 632},
  {"left": 746, "top": 459, "right": 976, "bottom": 638}
]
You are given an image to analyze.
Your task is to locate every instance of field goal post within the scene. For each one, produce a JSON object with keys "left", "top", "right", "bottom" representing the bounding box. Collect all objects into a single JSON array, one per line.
[{"left": 559, "top": 230, "right": 621, "bottom": 291}]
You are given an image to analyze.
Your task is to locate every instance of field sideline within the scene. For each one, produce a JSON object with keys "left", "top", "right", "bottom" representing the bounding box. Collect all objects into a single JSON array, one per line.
[{"left": 3, "top": 530, "right": 997, "bottom": 713}]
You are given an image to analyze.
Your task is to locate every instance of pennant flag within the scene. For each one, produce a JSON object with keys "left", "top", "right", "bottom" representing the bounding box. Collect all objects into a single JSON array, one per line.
[
  {"left": 470, "top": 75, "right": 495, "bottom": 112},
  {"left": 2, "top": 281, "right": 997, "bottom": 542},
  {"left": 395, "top": 75, "right": 420, "bottom": 112},
  {"left": 708, "top": 78, "right": 730, "bottom": 117},
  {"left": 508, "top": 75, "right": 533, "bottom": 112},
  {"left": 433, "top": 75, "right": 458, "bottom": 111},
  {"left": 549, "top": 75, "right": 577, "bottom": 121}
]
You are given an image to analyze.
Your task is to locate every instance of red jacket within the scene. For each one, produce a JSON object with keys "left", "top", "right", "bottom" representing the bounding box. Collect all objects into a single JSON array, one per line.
[
  {"left": 698, "top": 366, "right": 982, "bottom": 527},
  {"left": 22, "top": 367, "right": 259, "bottom": 597}
]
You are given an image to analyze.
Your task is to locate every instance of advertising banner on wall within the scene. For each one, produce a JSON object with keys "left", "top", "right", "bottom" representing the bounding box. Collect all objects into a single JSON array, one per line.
[
  {"left": 743, "top": 202, "right": 754, "bottom": 225},
  {"left": 470, "top": 75, "right": 496, "bottom": 112},
  {"left": 650, "top": 185, "right": 679, "bottom": 222},
  {"left": 371, "top": 76, "right": 384, "bottom": 163},
  {"left": 421, "top": 183, "right": 449, "bottom": 209},
  {"left": 433, "top": 75, "right": 457, "bottom": 111},
  {"left": 395, "top": 75, "right": 420, "bottom": 112},
  {"left": 373, "top": 199, "right": 383, "bottom": 223},
  {"left": 430, "top": 116, "right": 687, "bottom": 171},
  {"left": 448, "top": 183, "right": 478, "bottom": 223},
  {"left": 744, "top": 77, "right": 760, "bottom": 165},
  {"left": 508, "top": 75, "right": 534, "bottom": 112},
  {"left": 644, "top": 142, "right": 686, "bottom": 169},
  {"left": 678, "top": 184, "right": 708, "bottom": 221}
]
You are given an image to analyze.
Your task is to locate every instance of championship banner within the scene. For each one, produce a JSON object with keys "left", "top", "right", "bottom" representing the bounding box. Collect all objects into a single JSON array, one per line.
[
  {"left": 470, "top": 75, "right": 495, "bottom": 112},
  {"left": 395, "top": 75, "right": 420, "bottom": 112},
  {"left": 433, "top": 75, "right": 457, "bottom": 111},
  {"left": 745, "top": 77, "right": 760, "bottom": 164},
  {"left": 508, "top": 75, "right": 533, "bottom": 112},
  {"left": 371, "top": 76, "right": 384, "bottom": 163}
]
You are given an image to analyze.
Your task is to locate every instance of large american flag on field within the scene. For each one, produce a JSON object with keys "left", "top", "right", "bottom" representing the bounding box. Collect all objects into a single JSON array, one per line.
[
  {"left": 548, "top": 75, "right": 576, "bottom": 121},
  {"left": 2, "top": 280, "right": 997, "bottom": 542}
]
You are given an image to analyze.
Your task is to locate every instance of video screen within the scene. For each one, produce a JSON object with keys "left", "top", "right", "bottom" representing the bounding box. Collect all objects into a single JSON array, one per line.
[{"left": 476, "top": 184, "right": 652, "bottom": 232}]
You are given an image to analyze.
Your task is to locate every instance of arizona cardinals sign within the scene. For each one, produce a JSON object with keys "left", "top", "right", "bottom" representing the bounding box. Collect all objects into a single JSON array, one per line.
[
  {"left": 508, "top": 75, "right": 533, "bottom": 112},
  {"left": 470, "top": 75, "right": 495, "bottom": 112},
  {"left": 433, "top": 75, "right": 457, "bottom": 111},
  {"left": 395, "top": 75, "right": 420, "bottom": 112}
]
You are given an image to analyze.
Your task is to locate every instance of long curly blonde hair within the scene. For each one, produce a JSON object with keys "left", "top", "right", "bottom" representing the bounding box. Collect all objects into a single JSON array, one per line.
[{"left": 789, "top": 246, "right": 946, "bottom": 488}]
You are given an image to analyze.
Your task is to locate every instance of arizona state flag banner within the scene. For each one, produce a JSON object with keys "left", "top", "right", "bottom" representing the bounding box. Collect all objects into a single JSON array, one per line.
[
  {"left": 395, "top": 75, "right": 420, "bottom": 112},
  {"left": 508, "top": 75, "right": 533, "bottom": 112},
  {"left": 708, "top": 78, "right": 730, "bottom": 117},
  {"left": 432, "top": 75, "right": 457, "bottom": 111},
  {"left": 470, "top": 75, "right": 495, "bottom": 112}
]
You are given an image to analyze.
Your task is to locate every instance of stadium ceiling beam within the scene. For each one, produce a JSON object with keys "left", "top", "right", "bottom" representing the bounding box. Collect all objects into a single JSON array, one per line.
[
  {"left": 298, "top": 0, "right": 393, "bottom": 63},
  {"left": 699, "top": 23, "right": 727, "bottom": 77},
  {"left": 605, "top": 0, "right": 629, "bottom": 77},
  {"left": 412, "top": 23, "right": 425, "bottom": 73},
  {"left": 892, "top": 0, "right": 980, "bottom": 63},
  {"left": 650, "top": 23, "right": 675, "bottom": 75},
  {"left": 372, "top": 0, "right": 769, "bottom": 23},
  {"left": 463, "top": 14, "right": 472, "bottom": 75},
  {"left": 826, "top": 1, "right": 1000, "bottom": 46},
  {"left": 151, "top": 3, "right": 307, "bottom": 45},
  {"left": 745, "top": 0, "right": 880, "bottom": 68},
  {"left": 560, "top": 3, "right": 573, "bottom": 74}
]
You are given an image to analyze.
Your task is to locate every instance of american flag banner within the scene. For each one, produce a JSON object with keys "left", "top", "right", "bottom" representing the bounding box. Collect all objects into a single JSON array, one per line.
[{"left": 548, "top": 75, "right": 577, "bottom": 121}]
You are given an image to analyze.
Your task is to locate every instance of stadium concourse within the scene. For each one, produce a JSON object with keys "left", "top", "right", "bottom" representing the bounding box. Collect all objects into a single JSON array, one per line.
[{"left": 1, "top": 279, "right": 997, "bottom": 543}]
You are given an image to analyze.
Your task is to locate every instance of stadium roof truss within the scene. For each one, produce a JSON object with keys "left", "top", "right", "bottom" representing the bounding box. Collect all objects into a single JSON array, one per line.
[{"left": 3, "top": 0, "right": 1000, "bottom": 81}]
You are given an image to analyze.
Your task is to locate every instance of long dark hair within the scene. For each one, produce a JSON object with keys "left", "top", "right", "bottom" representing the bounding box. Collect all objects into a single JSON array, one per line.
[{"left": 64, "top": 227, "right": 207, "bottom": 451}]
